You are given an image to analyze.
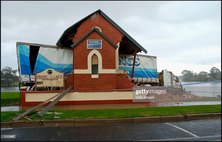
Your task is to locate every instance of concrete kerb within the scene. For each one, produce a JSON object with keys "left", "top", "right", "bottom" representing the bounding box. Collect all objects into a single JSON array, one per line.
[
  {"left": 160, "top": 115, "right": 185, "bottom": 122},
  {"left": 1, "top": 122, "right": 13, "bottom": 128},
  {"left": 75, "top": 118, "right": 105, "bottom": 126},
  {"left": 186, "top": 113, "right": 213, "bottom": 121},
  {"left": 1, "top": 113, "right": 221, "bottom": 128},
  {"left": 212, "top": 113, "right": 221, "bottom": 118},
  {"left": 133, "top": 116, "right": 161, "bottom": 123}
]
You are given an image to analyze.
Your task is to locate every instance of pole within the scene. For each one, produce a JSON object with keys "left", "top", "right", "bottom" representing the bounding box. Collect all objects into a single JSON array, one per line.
[
  {"left": 63, "top": 68, "right": 65, "bottom": 90},
  {"left": 35, "top": 68, "right": 37, "bottom": 91},
  {"left": 131, "top": 47, "right": 137, "bottom": 78}
]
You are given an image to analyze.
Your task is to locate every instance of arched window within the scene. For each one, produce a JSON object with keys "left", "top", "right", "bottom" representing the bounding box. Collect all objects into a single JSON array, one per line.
[{"left": 91, "top": 54, "right": 98, "bottom": 75}]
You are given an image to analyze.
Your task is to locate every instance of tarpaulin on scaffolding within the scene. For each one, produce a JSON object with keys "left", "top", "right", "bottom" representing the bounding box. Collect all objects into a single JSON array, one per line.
[
  {"left": 34, "top": 47, "right": 73, "bottom": 75},
  {"left": 17, "top": 43, "right": 73, "bottom": 84},
  {"left": 118, "top": 54, "right": 159, "bottom": 83}
]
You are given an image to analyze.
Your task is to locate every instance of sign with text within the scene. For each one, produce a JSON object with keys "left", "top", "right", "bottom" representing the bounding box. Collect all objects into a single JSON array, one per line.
[
  {"left": 36, "top": 69, "right": 64, "bottom": 87},
  {"left": 87, "top": 40, "right": 102, "bottom": 49}
]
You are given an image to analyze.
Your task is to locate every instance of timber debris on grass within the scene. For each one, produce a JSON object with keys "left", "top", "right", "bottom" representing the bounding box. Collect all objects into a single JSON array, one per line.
[{"left": 12, "top": 86, "right": 73, "bottom": 122}]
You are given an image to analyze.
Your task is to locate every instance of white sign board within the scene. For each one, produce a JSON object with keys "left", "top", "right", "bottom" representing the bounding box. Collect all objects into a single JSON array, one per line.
[{"left": 87, "top": 40, "right": 102, "bottom": 49}]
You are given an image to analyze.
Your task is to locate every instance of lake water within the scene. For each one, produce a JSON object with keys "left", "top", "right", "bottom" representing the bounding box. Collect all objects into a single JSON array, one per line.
[
  {"left": 1, "top": 87, "right": 20, "bottom": 92},
  {"left": 181, "top": 81, "right": 221, "bottom": 97}
]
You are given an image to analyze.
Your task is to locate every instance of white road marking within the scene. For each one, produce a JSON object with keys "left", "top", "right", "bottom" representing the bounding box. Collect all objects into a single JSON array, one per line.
[
  {"left": 1, "top": 128, "right": 13, "bottom": 131},
  {"left": 139, "top": 135, "right": 221, "bottom": 141},
  {"left": 165, "top": 123, "right": 199, "bottom": 137},
  {"left": 1, "top": 135, "right": 16, "bottom": 139}
]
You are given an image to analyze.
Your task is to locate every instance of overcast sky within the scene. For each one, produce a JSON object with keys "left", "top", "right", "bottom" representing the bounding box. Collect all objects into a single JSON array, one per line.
[{"left": 1, "top": 1, "right": 221, "bottom": 76}]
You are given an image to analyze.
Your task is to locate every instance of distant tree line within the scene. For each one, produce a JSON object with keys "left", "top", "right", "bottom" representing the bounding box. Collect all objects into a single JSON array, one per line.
[
  {"left": 181, "top": 67, "right": 221, "bottom": 82},
  {"left": 1, "top": 66, "right": 19, "bottom": 86}
]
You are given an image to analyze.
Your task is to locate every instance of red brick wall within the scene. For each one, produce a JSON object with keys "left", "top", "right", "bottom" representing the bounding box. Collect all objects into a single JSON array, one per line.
[
  {"left": 116, "top": 74, "right": 134, "bottom": 89},
  {"left": 73, "top": 31, "right": 116, "bottom": 70},
  {"left": 65, "top": 72, "right": 74, "bottom": 90},
  {"left": 73, "top": 13, "right": 124, "bottom": 45},
  {"left": 73, "top": 29, "right": 117, "bottom": 91},
  {"left": 74, "top": 74, "right": 116, "bottom": 91},
  {"left": 71, "top": 13, "right": 133, "bottom": 91}
]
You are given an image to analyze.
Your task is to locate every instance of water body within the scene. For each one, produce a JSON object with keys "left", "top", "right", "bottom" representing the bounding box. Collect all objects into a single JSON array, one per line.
[
  {"left": 1, "top": 87, "right": 20, "bottom": 92},
  {"left": 181, "top": 81, "right": 221, "bottom": 97}
]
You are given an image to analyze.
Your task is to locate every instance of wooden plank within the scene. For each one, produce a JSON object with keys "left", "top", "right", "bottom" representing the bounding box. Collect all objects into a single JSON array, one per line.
[
  {"left": 16, "top": 113, "right": 32, "bottom": 121},
  {"left": 12, "top": 92, "right": 62, "bottom": 122},
  {"left": 38, "top": 86, "right": 73, "bottom": 117}
]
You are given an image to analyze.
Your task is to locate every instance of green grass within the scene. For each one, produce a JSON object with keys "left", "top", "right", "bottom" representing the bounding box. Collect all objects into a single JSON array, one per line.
[
  {"left": 179, "top": 97, "right": 221, "bottom": 102},
  {"left": 1, "top": 92, "right": 20, "bottom": 100},
  {"left": 1, "top": 104, "right": 221, "bottom": 122},
  {"left": 1, "top": 92, "right": 20, "bottom": 106},
  {"left": 1, "top": 99, "right": 19, "bottom": 106}
]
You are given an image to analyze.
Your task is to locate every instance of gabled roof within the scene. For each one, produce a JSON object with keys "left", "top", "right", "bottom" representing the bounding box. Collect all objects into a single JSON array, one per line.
[
  {"left": 71, "top": 27, "right": 118, "bottom": 48},
  {"left": 56, "top": 9, "right": 147, "bottom": 54}
]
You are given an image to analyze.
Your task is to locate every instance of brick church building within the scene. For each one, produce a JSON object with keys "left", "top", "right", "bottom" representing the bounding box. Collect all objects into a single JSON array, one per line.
[
  {"left": 58, "top": 9, "right": 147, "bottom": 92},
  {"left": 19, "top": 9, "right": 148, "bottom": 106}
]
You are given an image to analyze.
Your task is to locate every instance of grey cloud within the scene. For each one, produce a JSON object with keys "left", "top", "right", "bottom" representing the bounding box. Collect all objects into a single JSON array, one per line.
[{"left": 1, "top": 1, "right": 221, "bottom": 74}]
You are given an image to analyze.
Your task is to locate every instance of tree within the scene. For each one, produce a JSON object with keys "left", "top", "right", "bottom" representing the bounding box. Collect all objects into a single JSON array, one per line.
[
  {"left": 1, "top": 66, "right": 18, "bottom": 86},
  {"left": 181, "top": 67, "right": 221, "bottom": 82},
  {"left": 181, "top": 70, "right": 194, "bottom": 81},
  {"left": 209, "top": 67, "right": 221, "bottom": 79},
  {"left": 197, "top": 71, "right": 208, "bottom": 81},
  {"left": 199, "top": 71, "right": 208, "bottom": 75}
]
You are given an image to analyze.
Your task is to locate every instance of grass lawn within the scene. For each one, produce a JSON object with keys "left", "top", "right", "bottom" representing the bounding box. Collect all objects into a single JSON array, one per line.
[
  {"left": 1, "top": 92, "right": 20, "bottom": 100},
  {"left": 1, "top": 99, "right": 19, "bottom": 106},
  {"left": 1, "top": 92, "right": 20, "bottom": 106},
  {"left": 1, "top": 104, "right": 221, "bottom": 122},
  {"left": 179, "top": 97, "right": 221, "bottom": 102}
]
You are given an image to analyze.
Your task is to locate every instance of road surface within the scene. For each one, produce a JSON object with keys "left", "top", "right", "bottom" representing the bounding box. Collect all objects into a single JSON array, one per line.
[{"left": 1, "top": 118, "right": 221, "bottom": 141}]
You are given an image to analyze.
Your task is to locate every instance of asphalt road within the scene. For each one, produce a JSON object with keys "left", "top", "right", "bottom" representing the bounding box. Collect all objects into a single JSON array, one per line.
[{"left": 1, "top": 118, "right": 221, "bottom": 141}]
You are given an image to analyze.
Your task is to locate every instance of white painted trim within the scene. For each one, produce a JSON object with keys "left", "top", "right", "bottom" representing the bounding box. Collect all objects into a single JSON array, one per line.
[
  {"left": 99, "top": 69, "right": 116, "bottom": 73},
  {"left": 92, "top": 26, "right": 102, "bottom": 32},
  {"left": 115, "top": 43, "right": 120, "bottom": 71},
  {"left": 92, "top": 75, "right": 99, "bottom": 78},
  {"left": 74, "top": 69, "right": 91, "bottom": 74},
  {"left": 74, "top": 69, "right": 116, "bottom": 74},
  {"left": 25, "top": 91, "right": 133, "bottom": 102},
  {"left": 74, "top": 49, "right": 116, "bottom": 74},
  {"left": 88, "top": 49, "right": 102, "bottom": 72}
]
